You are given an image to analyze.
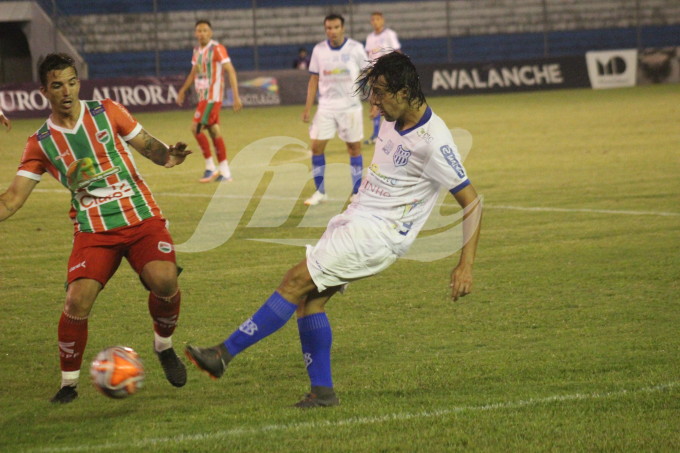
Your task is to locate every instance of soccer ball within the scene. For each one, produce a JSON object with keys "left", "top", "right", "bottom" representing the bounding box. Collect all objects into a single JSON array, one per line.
[{"left": 90, "top": 346, "right": 145, "bottom": 399}]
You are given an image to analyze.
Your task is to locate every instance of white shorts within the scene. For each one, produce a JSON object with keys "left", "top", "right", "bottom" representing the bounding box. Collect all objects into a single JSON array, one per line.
[
  {"left": 305, "top": 210, "right": 399, "bottom": 292},
  {"left": 309, "top": 107, "right": 364, "bottom": 143}
]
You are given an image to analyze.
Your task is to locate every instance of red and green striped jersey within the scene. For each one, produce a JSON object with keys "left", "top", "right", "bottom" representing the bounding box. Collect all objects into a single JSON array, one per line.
[
  {"left": 192, "top": 39, "right": 230, "bottom": 102},
  {"left": 18, "top": 99, "right": 164, "bottom": 233}
]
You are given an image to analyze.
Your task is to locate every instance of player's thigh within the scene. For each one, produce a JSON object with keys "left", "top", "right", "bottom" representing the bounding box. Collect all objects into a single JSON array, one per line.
[
  {"left": 310, "top": 110, "right": 337, "bottom": 141},
  {"left": 125, "top": 219, "right": 178, "bottom": 291},
  {"left": 337, "top": 108, "right": 364, "bottom": 143},
  {"left": 306, "top": 213, "right": 397, "bottom": 292},
  {"left": 67, "top": 232, "right": 124, "bottom": 288}
]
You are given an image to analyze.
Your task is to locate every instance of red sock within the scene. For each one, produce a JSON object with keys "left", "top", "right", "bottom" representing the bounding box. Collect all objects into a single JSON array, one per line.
[
  {"left": 58, "top": 312, "right": 88, "bottom": 372},
  {"left": 195, "top": 133, "right": 212, "bottom": 159},
  {"left": 213, "top": 136, "right": 227, "bottom": 162},
  {"left": 148, "top": 289, "right": 181, "bottom": 337}
]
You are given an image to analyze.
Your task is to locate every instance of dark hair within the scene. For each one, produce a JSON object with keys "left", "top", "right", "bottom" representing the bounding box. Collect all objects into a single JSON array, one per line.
[
  {"left": 356, "top": 51, "right": 426, "bottom": 108},
  {"left": 324, "top": 13, "right": 344, "bottom": 26},
  {"left": 38, "top": 53, "right": 77, "bottom": 87},
  {"left": 195, "top": 19, "right": 212, "bottom": 28}
]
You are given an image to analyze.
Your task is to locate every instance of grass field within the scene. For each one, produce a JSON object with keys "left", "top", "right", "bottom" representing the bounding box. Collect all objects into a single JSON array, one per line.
[{"left": 0, "top": 84, "right": 678, "bottom": 452}]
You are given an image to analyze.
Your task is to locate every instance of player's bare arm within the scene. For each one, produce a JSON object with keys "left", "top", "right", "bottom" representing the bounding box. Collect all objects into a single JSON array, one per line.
[
  {"left": 302, "top": 74, "right": 319, "bottom": 122},
  {"left": 176, "top": 66, "right": 197, "bottom": 106},
  {"left": 128, "top": 129, "right": 192, "bottom": 168},
  {"left": 0, "top": 112, "right": 11, "bottom": 131},
  {"left": 450, "top": 184, "right": 483, "bottom": 301},
  {"left": 224, "top": 62, "right": 243, "bottom": 112},
  {"left": 0, "top": 176, "right": 38, "bottom": 221}
]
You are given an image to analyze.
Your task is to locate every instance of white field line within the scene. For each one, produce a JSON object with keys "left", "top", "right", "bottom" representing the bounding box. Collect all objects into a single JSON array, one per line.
[
  {"left": 29, "top": 382, "right": 678, "bottom": 453},
  {"left": 28, "top": 188, "right": 680, "bottom": 217}
]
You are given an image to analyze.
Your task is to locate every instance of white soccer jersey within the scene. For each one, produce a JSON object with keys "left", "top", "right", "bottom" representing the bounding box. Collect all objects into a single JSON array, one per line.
[
  {"left": 365, "top": 28, "right": 401, "bottom": 61},
  {"left": 352, "top": 107, "right": 469, "bottom": 243},
  {"left": 309, "top": 38, "right": 367, "bottom": 110}
]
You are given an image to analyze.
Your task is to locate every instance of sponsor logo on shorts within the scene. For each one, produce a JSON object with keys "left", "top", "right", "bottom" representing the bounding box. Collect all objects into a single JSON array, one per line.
[
  {"left": 95, "top": 130, "right": 110, "bottom": 144},
  {"left": 69, "top": 260, "right": 87, "bottom": 273},
  {"left": 158, "top": 241, "right": 173, "bottom": 253},
  {"left": 75, "top": 181, "right": 133, "bottom": 210},
  {"left": 440, "top": 145, "right": 466, "bottom": 178},
  {"left": 393, "top": 145, "right": 411, "bottom": 167}
]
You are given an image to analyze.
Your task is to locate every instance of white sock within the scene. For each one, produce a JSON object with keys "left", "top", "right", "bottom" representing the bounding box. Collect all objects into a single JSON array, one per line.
[
  {"left": 154, "top": 332, "right": 173, "bottom": 353},
  {"left": 218, "top": 160, "right": 232, "bottom": 179},
  {"left": 205, "top": 158, "right": 216, "bottom": 172},
  {"left": 61, "top": 370, "right": 80, "bottom": 388}
]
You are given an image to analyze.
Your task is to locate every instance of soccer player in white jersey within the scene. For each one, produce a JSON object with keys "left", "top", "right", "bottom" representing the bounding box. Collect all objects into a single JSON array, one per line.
[
  {"left": 302, "top": 13, "right": 368, "bottom": 206},
  {"left": 365, "top": 12, "right": 401, "bottom": 145},
  {"left": 186, "top": 51, "right": 483, "bottom": 408}
]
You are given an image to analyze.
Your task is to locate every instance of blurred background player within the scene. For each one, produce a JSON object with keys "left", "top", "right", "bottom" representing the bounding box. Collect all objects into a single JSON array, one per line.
[
  {"left": 0, "top": 108, "right": 11, "bottom": 130},
  {"left": 301, "top": 13, "right": 368, "bottom": 206},
  {"left": 185, "top": 51, "right": 482, "bottom": 408},
  {"left": 0, "top": 53, "right": 192, "bottom": 403},
  {"left": 177, "top": 20, "right": 242, "bottom": 183},
  {"left": 292, "top": 47, "right": 311, "bottom": 70},
  {"left": 364, "top": 12, "right": 401, "bottom": 145}
]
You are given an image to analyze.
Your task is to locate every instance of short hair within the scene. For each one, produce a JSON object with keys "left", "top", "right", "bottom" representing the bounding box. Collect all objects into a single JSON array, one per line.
[
  {"left": 195, "top": 19, "right": 212, "bottom": 28},
  {"left": 356, "top": 51, "right": 426, "bottom": 109},
  {"left": 324, "top": 13, "right": 344, "bottom": 26},
  {"left": 38, "top": 53, "right": 77, "bottom": 87},
  {"left": 371, "top": 12, "right": 384, "bottom": 17}
]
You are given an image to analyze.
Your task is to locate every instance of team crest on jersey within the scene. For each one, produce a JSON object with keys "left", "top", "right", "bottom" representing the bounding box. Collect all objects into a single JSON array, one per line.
[
  {"left": 393, "top": 145, "right": 411, "bottom": 167},
  {"left": 382, "top": 140, "right": 394, "bottom": 155},
  {"left": 37, "top": 130, "right": 52, "bottom": 141},
  {"left": 96, "top": 130, "right": 110, "bottom": 144},
  {"left": 440, "top": 145, "right": 465, "bottom": 178},
  {"left": 89, "top": 105, "right": 105, "bottom": 116}
]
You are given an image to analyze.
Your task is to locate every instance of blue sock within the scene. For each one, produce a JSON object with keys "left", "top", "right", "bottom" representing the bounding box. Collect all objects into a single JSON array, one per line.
[
  {"left": 311, "top": 154, "right": 325, "bottom": 193},
  {"left": 350, "top": 155, "right": 363, "bottom": 194},
  {"left": 297, "top": 313, "right": 333, "bottom": 388},
  {"left": 372, "top": 115, "right": 381, "bottom": 138},
  {"left": 224, "top": 291, "right": 297, "bottom": 357}
]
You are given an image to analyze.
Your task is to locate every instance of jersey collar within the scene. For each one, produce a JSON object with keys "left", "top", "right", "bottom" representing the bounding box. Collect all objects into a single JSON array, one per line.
[
  {"left": 327, "top": 38, "right": 348, "bottom": 50},
  {"left": 397, "top": 106, "right": 432, "bottom": 136}
]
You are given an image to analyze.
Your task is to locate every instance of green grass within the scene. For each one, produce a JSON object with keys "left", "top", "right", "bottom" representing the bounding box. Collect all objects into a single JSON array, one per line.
[{"left": 0, "top": 84, "right": 679, "bottom": 452}]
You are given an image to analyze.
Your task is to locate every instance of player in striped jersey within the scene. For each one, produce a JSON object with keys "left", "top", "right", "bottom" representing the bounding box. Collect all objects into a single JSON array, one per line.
[
  {"left": 177, "top": 20, "right": 243, "bottom": 183},
  {"left": 0, "top": 53, "right": 192, "bottom": 403}
]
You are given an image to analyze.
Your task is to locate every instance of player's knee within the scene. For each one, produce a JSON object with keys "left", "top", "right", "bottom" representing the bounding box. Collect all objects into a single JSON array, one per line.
[
  {"left": 141, "top": 263, "right": 178, "bottom": 297},
  {"left": 278, "top": 264, "right": 315, "bottom": 303}
]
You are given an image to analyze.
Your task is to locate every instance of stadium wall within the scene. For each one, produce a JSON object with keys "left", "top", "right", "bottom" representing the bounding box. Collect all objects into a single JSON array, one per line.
[{"left": 12, "top": 0, "right": 680, "bottom": 78}]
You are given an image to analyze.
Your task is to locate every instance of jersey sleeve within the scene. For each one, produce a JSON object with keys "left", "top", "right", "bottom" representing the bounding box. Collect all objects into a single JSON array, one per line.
[
  {"left": 104, "top": 99, "right": 142, "bottom": 141},
  {"left": 16, "top": 135, "right": 47, "bottom": 182},
  {"left": 424, "top": 134, "right": 470, "bottom": 193},
  {"left": 308, "top": 45, "right": 320, "bottom": 75},
  {"left": 390, "top": 29, "right": 402, "bottom": 51},
  {"left": 215, "top": 44, "right": 231, "bottom": 64}
]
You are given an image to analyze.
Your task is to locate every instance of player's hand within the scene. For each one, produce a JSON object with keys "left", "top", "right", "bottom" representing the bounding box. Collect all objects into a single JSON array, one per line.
[
  {"left": 302, "top": 109, "right": 310, "bottom": 123},
  {"left": 232, "top": 96, "right": 243, "bottom": 112},
  {"left": 165, "top": 142, "right": 192, "bottom": 168},
  {"left": 176, "top": 91, "right": 186, "bottom": 106},
  {"left": 449, "top": 263, "right": 473, "bottom": 302},
  {"left": 0, "top": 113, "right": 11, "bottom": 131}
]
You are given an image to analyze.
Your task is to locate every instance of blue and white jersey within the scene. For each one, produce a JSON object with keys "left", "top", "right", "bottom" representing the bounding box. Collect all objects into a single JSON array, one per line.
[
  {"left": 352, "top": 107, "right": 469, "bottom": 241},
  {"left": 309, "top": 38, "right": 367, "bottom": 111}
]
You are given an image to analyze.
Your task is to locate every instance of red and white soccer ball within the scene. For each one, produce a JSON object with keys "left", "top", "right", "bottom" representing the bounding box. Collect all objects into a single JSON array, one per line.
[{"left": 90, "top": 346, "right": 145, "bottom": 399}]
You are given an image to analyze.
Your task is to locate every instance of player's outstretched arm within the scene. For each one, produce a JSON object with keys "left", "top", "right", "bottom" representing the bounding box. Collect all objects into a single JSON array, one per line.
[
  {"left": 127, "top": 129, "right": 192, "bottom": 168},
  {"left": 449, "top": 184, "right": 483, "bottom": 301},
  {"left": 0, "top": 175, "right": 38, "bottom": 222}
]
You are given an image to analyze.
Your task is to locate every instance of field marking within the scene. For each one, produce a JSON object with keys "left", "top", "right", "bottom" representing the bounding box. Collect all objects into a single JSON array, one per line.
[
  {"left": 30, "top": 382, "right": 678, "bottom": 453},
  {"left": 27, "top": 188, "right": 680, "bottom": 217}
]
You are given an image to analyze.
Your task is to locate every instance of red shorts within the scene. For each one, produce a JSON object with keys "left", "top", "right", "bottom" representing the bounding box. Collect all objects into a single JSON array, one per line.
[
  {"left": 193, "top": 100, "right": 221, "bottom": 126},
  {"left": 67, "top": 217, "right": 176, "bottom": 287}
]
